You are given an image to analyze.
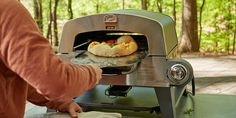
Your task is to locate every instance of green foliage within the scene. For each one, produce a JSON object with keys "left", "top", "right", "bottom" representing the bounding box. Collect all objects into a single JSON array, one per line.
[
  {"left": 20, "top": 0, "right": 236, "bottom": 54},
  {"left": 199, "top": 0, "right": 236, "bottom": 53}
]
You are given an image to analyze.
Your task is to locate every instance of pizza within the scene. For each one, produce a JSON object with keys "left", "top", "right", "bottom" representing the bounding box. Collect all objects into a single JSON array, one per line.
[{"left": 87, "top": 35, "right": 138, "bottom": 57}]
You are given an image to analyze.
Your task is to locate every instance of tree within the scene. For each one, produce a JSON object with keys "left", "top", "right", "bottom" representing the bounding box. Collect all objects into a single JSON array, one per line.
[
  {"left": 33, "top": 0, "right": 43, "bottom": 33},
  {"left": 67, "top": 0, "right": 73, "bottom": 19},
  {"left": 141, "top": 0, "right": 147, "bottom": 10},
  {"left": 199, "top": 0, "right": 205, "bottom": 48},
  {"left": 122, "top": 0, "right": 125, "bottom": 9},
  {"left": 46, "top": 0, "right": 53, "bottom": 45},
  {"left": 96, "top": 0, "right": 100, "bottom": 13},
  {"left": 233, "top": 28, "right": 236, "bottom": 54},
  {"left": 173, "top": 0, "right": 176, "bottom": 22},
  {"left": 156, "top": 0, "right": 163, "bottom": 13},
  {"left": 179, "top": 0, "right": 199, "bottom": 53},
  {"left": 52, "top": 0, "right": 59, "bottom": 46}
]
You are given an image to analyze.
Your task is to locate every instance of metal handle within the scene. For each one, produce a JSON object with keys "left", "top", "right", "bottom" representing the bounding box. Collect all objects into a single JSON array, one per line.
[{"left": 73, "top": 39, "right": 92, "bottom": 49}]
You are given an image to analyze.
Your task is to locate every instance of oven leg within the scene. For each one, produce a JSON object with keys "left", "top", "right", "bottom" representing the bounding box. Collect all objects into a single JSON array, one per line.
[{"left": 155, "top": 87, "right": 176, "bottom": 118}]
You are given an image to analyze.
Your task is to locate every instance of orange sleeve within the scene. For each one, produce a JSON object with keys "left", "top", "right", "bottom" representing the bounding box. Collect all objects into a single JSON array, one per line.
[
  {"left": 27, "top": 85, "right": 73, "bottom": 110},
  {"left": 27, "top": 85, "right": 50, "bottom": 106},
  {"left": 0, "top": 0, "right": 97, "bottom": 100}
]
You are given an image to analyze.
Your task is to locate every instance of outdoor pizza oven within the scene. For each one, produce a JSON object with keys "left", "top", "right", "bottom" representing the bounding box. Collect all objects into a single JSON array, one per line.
[{"left": 58, "top": 9, "right": 195, "bottom": 118}]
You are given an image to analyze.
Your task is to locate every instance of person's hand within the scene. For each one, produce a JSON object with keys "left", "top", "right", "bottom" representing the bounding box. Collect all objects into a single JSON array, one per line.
[
  {"left": 67, "top": 102, "right": 82, "bottom": 118},
  {"left": 89, "top": 64, "right": 102, "bottom": 84},
  {"left": 57, "top": 101, "right": 82, "bottom": 118}
]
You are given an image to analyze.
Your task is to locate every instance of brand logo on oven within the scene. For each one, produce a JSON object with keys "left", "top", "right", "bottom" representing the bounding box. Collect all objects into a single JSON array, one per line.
[{"left": 104, "top": 14, "right": 118, "bottom": 29}]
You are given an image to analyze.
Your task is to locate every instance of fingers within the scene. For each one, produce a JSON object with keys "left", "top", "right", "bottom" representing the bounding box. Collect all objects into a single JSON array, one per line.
[{"left": 68, "top": 102, "right": 83, "bottom": 118}]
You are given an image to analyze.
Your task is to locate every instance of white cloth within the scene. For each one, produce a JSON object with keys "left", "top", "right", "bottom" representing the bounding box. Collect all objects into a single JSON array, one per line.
[
  {"left": 25, "top": 111, "right": 122, "bottom": 118},
  {"left": 78, "top": 111, "right": 122, "bottom": 118}
]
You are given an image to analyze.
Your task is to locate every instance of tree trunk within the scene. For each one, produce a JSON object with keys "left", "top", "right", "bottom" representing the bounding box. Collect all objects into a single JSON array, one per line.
[
  {"left": 173, "top": 0, "right": 176, "bottom": 22},
  {"left": 199, "top": 0, "right": 205, "bottom": 49},
  {"left": 33, "top": 0, "right": 43, "bottom": 33},
  {"left": 232, "top": 0, "right": 236, "bottom": 54},
  {"left": 68, "top": 0, "right": 73, "bottom": 19},
  {"left": 46, "top": 0, "right": 53, "bottom": 45},
  {"left": 179, "top": 0, "right": 199, "bottom": 53},
  {"left": 96, "top": 0, "right": 99, "bottom": 13},
  {"left": 141, "top": 0, "right": 147, "bottom": 10},
  {"left": 53, "top": 0, "right": 59, "bottom": 46},
  {"left": 156, "top": 0, "right": 162, "bottom": 13},
  {"left": 122, "top": 0, "right": 125, "bottom": 9},
  {"left": 233, "top": 29, "right": 236, "bottom": 54}
]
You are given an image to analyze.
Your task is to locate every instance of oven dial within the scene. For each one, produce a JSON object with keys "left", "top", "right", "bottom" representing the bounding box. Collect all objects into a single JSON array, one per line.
[
  {"left": 169, "top": 64, "right": 187, "bottom": 81},
  {"left": 167, "top": 59, "right": 193, "bottom": 86}
]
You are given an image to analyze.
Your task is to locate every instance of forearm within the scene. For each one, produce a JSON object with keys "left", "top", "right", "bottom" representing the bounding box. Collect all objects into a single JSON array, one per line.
[{"left": 27, "top": 85, "right": 74, "bottom": 111}]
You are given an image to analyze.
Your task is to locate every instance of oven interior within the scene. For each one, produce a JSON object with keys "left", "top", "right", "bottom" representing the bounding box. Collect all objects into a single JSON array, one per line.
[
  {"left": 71, "top": 31, "right": 149, "bottom": 75},
  {"left": 73, "top": 31, "right": 149, "bottom": 52}
]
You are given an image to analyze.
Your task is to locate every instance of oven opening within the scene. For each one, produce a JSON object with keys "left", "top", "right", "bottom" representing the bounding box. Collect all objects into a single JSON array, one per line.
[
  {"left": 72, "top": 31, "right": 148, "bottom": 75},
  {"left": 73, "top": 31, "right": 149, "bottom": 52}
]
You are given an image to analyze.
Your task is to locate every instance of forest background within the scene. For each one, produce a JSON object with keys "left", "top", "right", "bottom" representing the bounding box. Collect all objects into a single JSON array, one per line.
[{"left": 20, "top": 0, "right": 236, "bottom": 55}]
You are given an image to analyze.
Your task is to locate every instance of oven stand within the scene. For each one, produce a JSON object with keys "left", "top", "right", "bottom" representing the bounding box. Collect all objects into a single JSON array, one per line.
[
  {"left": 155, "top": 86, "right": 186, "bottom": 118},
  {"left": 46, "top": 85, "right": 188, "bottom": 118}
]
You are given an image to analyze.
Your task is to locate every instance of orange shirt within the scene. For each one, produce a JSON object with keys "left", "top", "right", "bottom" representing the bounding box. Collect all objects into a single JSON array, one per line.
[{"left": 0, "top": 0, "right": 98, "bottom": 118}]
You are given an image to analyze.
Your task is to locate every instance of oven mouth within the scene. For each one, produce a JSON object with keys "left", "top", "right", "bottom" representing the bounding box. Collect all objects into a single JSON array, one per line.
[
  {"left": 73, "top": 31, "right": 149, "bottom": 52},
  {"left": 71, "top": 31, "right": 149, "bottom": 74}
]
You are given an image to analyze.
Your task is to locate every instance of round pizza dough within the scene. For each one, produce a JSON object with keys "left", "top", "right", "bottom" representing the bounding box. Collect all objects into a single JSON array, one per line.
[{"left": 87, "top": 35, "right": 138, "bottom": 57}]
